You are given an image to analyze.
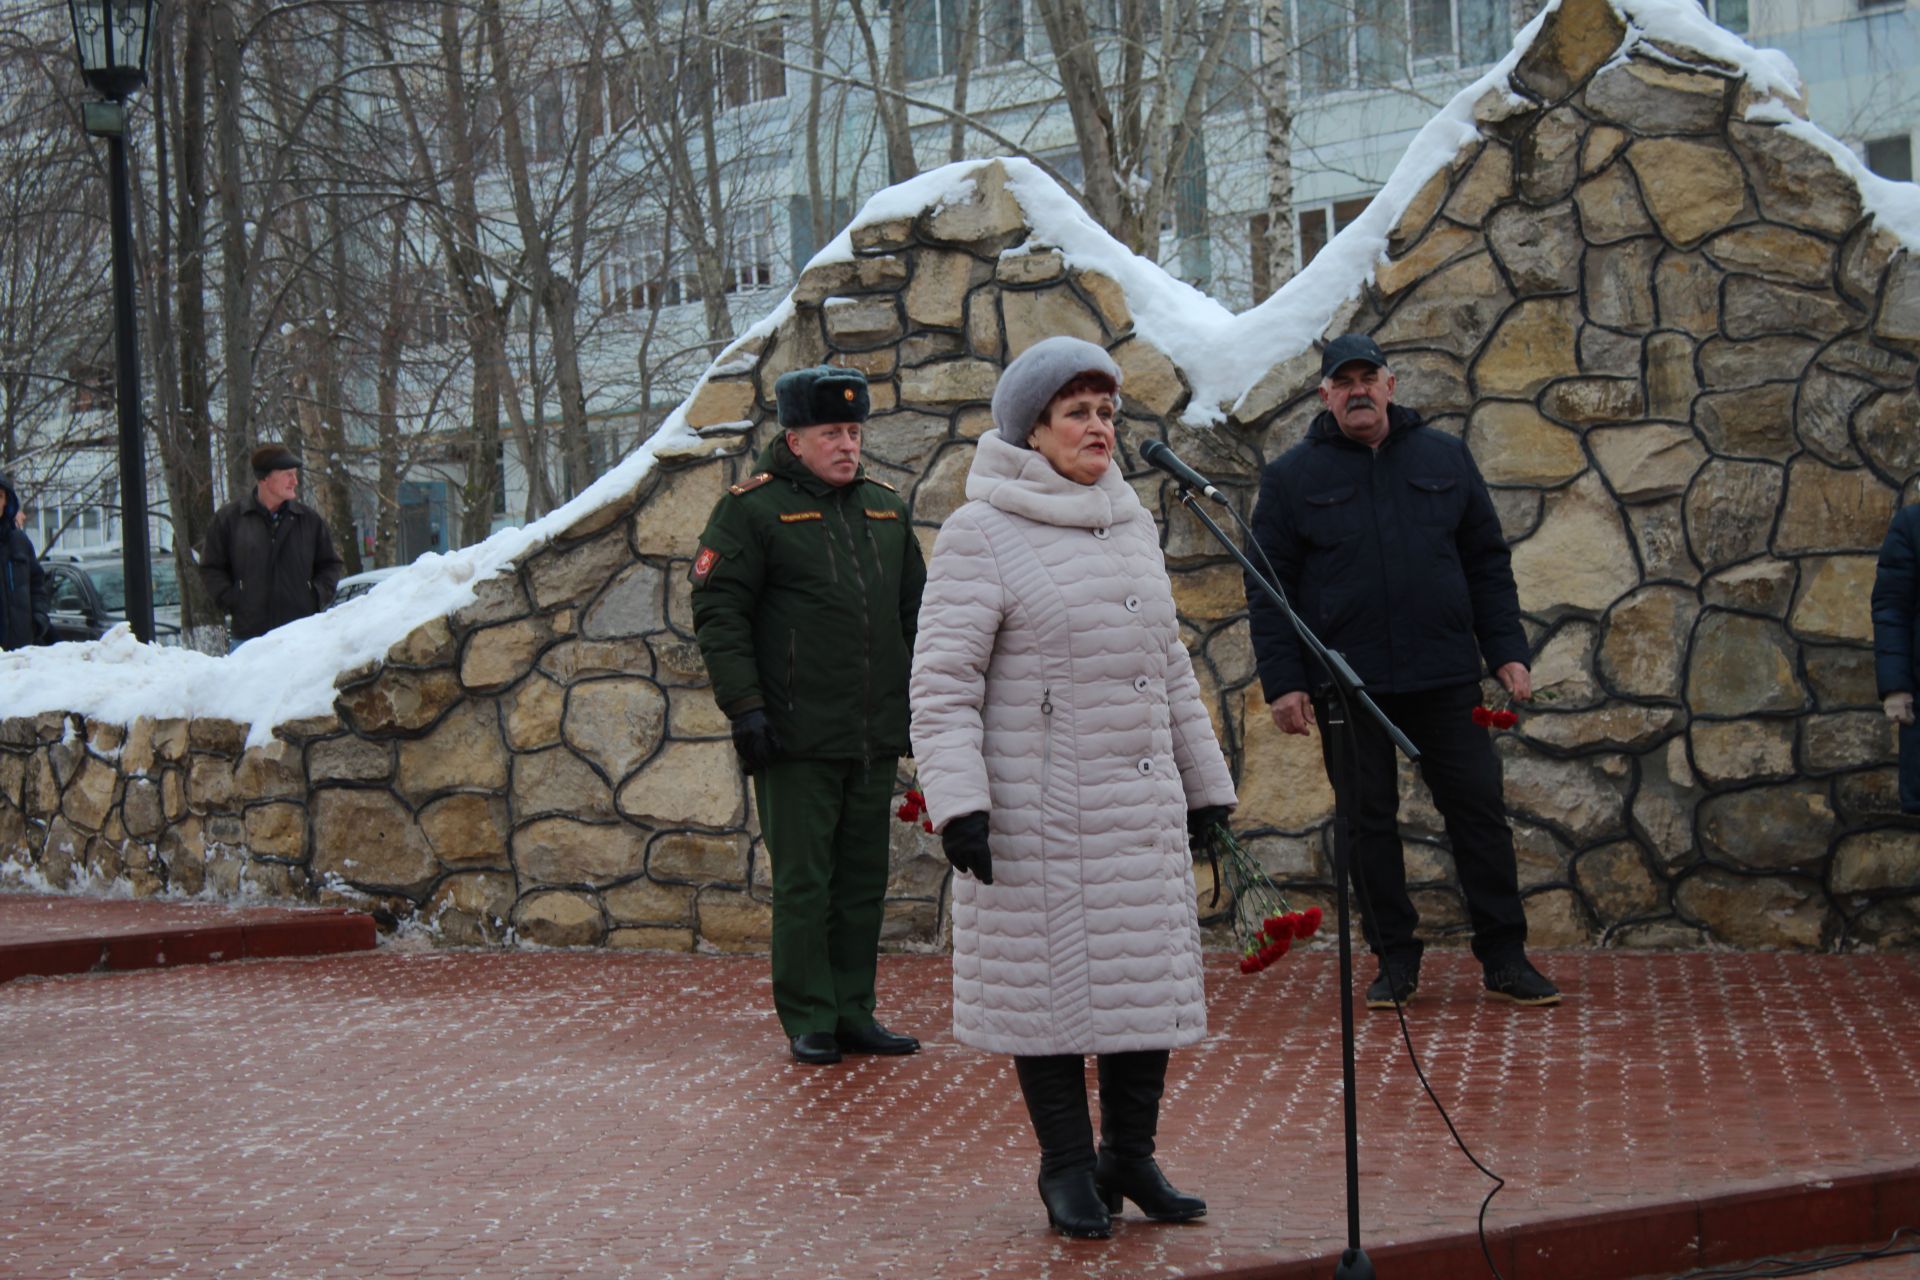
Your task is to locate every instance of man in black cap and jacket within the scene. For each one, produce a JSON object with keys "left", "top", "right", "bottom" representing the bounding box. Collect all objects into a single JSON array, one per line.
[
  {"left": 690, "top": 366, "right": 927, "bottom": 1065},
  {"left": 1245, "top": 334, "right": 1559, "bottom": 1010},
  {"left": 200, "top": 444, "right": 344, "bottom": 646},
  {"left": 0, "top": 473, "right": 49, "bottom": 650}
]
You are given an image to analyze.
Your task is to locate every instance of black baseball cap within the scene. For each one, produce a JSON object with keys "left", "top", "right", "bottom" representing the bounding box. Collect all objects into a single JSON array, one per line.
[{"left": 1319, "top": 334, "right": 1389, "bottom": 379}]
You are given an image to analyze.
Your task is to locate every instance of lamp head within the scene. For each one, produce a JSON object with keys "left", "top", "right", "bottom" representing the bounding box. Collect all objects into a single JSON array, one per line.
[{"left": 68, "top": 0, "right": 156, "bottom": 103}]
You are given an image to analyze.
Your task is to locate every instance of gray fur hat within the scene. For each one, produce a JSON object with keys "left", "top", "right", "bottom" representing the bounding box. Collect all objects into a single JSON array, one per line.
[{"left": 991, "top": 336, "right": 1123, "bottom": 448}]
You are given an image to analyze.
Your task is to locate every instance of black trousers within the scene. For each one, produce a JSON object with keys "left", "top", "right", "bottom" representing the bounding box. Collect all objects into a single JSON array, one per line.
[{"left": 1312, "top": 680, "right": 1527, "bottom": 970}]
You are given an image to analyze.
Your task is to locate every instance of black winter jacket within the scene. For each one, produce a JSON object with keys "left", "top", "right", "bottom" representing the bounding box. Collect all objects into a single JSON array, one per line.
[
  {"left": 1871, "top": 504, "right": 1920, "bottom": 698},
  {"left": 1246, "top": 404, "right": 1528, "bottom": 699},
  {"left": 0, "top": 479, "right": 48, "bottom": 651},
  {"left": 199, "top": 494, "right": 344, "bottom": 640}
]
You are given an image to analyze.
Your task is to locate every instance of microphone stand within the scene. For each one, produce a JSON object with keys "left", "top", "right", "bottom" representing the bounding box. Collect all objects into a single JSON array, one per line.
[{"left": 1169, "top": 483, "right": 1418, "bottom": 1280}]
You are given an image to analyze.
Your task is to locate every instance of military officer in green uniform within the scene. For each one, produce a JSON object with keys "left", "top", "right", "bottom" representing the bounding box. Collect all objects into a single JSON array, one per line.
[{"left": 690, "top": 365, "right": 928, "bottom": 1066}]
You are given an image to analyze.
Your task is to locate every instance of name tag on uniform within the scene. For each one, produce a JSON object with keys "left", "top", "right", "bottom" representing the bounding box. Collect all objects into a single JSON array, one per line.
[
  {"left": 779, "top": 511, "right": 823, "bottom": 522},
  {"left": 864, "top": 509, "right": 900, "bottom": 520}
]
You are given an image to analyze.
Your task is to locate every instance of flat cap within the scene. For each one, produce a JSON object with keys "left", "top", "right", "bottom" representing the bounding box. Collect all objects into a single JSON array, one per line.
[
  {"left": 1319, "top": 333, "right": 1389, "bottom": 379},
  {"left": 251, "top": 444, "right": 303, "bottom": 477}
]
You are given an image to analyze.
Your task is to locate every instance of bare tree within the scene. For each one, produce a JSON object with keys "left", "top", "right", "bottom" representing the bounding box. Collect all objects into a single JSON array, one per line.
[{"left": 1257, "top": 0, "right": 1297, "bottom": 298}]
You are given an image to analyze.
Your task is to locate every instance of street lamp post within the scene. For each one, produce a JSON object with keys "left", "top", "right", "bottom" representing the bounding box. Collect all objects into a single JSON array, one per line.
[{"left": 69, "top": 0, "right": 157, "bottom": 644}]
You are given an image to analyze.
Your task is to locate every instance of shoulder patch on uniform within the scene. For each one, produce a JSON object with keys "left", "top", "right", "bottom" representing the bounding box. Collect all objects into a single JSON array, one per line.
[
  {"left": 729, "top": 472, "right": 773, "bottom": 495},
  {"left": 867, "top": 477, "right": 899, "bottom": 492},
  {"left": 690, "top": 545, "right": 721, "bottom": 586},
  {"left": 864, "top": 508, "right": 901, "bottom": 521},
  {"left": 778, "top": 510, "right": 824, "bottom": 523}
]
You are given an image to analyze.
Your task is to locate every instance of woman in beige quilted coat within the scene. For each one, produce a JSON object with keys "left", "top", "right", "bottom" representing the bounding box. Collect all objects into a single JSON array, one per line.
[{"left": 910, "top": 335, "right": 1238, "bottom": 1240}]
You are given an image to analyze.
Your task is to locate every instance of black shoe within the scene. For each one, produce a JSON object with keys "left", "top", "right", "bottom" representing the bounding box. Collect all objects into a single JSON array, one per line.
[
  {"left": 1038, "top": 1170, "right": 1112, "bottom": 1239},
  {"left": 1484, "top": 958, "right": 1560, "bottom": 1006},
  {"left": 837, "top": 1022, "right": 920, "bottom": 1055},
  {"left": 789, "top": 1032, "right": 842, "bottom": 1064},
  {"left": 1095, "top": 1152, "right": 1206, "bottom": 1222},
  {"left": 1364, "top": 964, "right": 1418, "bottom": 1010}
]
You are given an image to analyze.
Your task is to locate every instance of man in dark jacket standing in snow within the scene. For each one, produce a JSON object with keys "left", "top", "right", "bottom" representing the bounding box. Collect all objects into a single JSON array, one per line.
[
  {"left": 0, "top": 473, "right": 49, "bottom": 650},
  {"left": 690, "top": 366, "right": 927, "bottom": 1065},
  {"left": 199, "top": 445, "right": 344, "bottom": 646},
  {"left": 1246, "top": 334, "right": 1558, "bottom": 1010}
]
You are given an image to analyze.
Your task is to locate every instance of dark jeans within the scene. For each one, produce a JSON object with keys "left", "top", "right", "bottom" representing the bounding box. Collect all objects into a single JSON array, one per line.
[
  {"left": 1901, "top": 720, "right": 1920, "bottom": 813},
  {"left": 1312, "top": 681, "right": 1527, "bottom": 971}
]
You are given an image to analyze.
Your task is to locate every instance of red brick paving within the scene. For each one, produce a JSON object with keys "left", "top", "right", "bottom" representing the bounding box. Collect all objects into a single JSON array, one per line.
[
  {"left": 0, "top": 892, "right": 375, "bottom": 982},
  {"left": 0, "top": 946, "right": 1915, "bottom": 1279}
]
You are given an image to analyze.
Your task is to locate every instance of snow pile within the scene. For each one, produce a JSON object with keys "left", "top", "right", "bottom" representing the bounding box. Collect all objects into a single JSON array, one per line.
[{"left": 0, "top": 408, "right": 702, "bottom": 746}]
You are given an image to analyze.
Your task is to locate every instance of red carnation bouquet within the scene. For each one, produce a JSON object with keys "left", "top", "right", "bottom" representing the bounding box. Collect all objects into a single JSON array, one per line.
[
  {"left": 895, "top": 788, "right": 934, "bottom": 834},
  {"left": 1470, "top": 704, "right": 1518, "bottom": 730},
  {"left": 1472, "top": 682, "right": 1553, "bottom": 731},
  {"left": 1201, "top": 820, "right": 1323, "bottom": 975}
]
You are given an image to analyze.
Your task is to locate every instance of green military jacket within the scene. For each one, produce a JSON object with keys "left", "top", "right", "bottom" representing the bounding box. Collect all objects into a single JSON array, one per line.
[{"left": 690, "top": 436, "right": 926, "bottom": 762}]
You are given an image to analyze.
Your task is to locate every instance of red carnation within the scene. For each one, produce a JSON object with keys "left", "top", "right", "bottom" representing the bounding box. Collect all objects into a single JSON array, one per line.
[
  {"left": 1471, "top": 706, "right": 1494, "bottom": 727},
  {"left": 1296, "top": 906, "right": 1323, "bottom": 937},
  {"left": 1261, "top": 913, "right": 1292, "bottom": 939},
  {"left": 921, "top": 817, "right": 934, "bottom": 833},
  {"left": 1239, "top": 953, "right": 1263, "bottom": 974},
  {"left": 1491, "top": 709, "right": 1518, "bottom": 730},
  {"left": 896, "top": 789, "right": 928, "bottom": 824}
]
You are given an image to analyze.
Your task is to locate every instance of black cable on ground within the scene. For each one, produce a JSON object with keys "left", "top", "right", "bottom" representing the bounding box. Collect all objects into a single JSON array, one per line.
[
  {"left": 1665, "top": 1228, "right": 1920, "bottom": 1278},
  {"left": 1226, "top": 499, "right": 1510, "bottom": 1279}
]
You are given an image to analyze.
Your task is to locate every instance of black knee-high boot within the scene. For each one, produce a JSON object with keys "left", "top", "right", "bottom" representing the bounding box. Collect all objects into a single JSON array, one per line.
[
  {"left": 1095, "top": 1050, "right": 1206, "bottom": 1221},
  {"left": 1013, "top": 1055, "right": 1111, "bottom": 1239}
]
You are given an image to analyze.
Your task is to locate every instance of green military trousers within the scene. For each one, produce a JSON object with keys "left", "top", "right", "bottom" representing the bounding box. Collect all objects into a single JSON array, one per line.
[{"left": 753, "top": 756, "right": 896, "bottom": 1039}]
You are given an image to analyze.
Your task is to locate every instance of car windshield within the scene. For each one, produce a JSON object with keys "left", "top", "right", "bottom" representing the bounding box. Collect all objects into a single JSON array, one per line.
[{"left": 89, "top": 558, "right": 183, "bottom": 611}]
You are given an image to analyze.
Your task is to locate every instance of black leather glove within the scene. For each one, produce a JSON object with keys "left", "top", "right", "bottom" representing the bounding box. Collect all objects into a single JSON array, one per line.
[
  {"left": 728, "top": 708, "right": 780, "bottom": 775},
  {"left": 1187, "top": 805, "right": 1232, "bottom": 856},
  {"left": 941, "top": 811, "right": 994, "bottom": 886}
]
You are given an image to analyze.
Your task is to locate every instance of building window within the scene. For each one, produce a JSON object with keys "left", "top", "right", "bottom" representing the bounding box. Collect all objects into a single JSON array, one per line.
[
  {"left": 984, "top": 0, "right": 1025, "bottom": 63},
  {"left": 719, "top": 21, "right": 786, "bottom": 107},
  {"left": 69, "top": 362, "right": 111, "bottom": 414},
  {"left": 726, "top": 203, "right": 778, "bottom": 294},
  {"left": 903, "top": 0, "right": 1024, "bottom": 80},
  {"left": 599, "top": 224, "right": 682, "bottom": 315},
  {"left": 1866, "top": 134, "right": 1913, "bottom": 183},
  {"left": 1296, "top": 194, "right": 1374, "bottom": 267},
  {"left": 1409, "top": 0, "right": 1506, "bottom": 67},
  {"left": 1701, "top": 0, "right": 1748, "bottom": 33},
  {"left": 1204, "top": 7, "right": 1255, "bottom": 112},
  {"left": 530, "top": 72, "right": 567, "bottom": 164},
  {"left": 1302, "top": 0, "right": 1507, "bottom": 93},
  {"left": 586, "top": 58, "right": 637, "bottom": 139}
]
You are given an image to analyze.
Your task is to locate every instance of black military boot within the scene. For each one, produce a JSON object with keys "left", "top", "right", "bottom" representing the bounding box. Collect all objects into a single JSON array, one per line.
[
  {"left": 1013, "top": 1055, "right": 1111, "bottom": 1239},
  {"left": 1094, "top": 1050, "right": 1206, "bottom": 1222}
]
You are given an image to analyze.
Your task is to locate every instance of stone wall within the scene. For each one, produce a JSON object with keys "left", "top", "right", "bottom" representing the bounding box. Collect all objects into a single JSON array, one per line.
[{"left": 3, "top": 0, "right": 1918, "bottom": 951}]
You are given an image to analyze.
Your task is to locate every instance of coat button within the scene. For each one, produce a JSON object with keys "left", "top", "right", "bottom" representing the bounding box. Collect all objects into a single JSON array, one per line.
[
  {"left": 1138, "top": 759, "right": 1154, "bottom": 775},
  {"left": 1124, "top": 595, "right": 1141, "bottom": 612},
  {"left": 1134, "top": 676, "right": 1150, "bottom": 693},
  {"left": 1093, "top": 527, "right": 1109, "bottom": 540}
]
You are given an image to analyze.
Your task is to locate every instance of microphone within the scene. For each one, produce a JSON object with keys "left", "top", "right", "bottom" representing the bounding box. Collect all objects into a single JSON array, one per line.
[{"left": 1140, "top": 439, "right": 1228, "bottom": 504}]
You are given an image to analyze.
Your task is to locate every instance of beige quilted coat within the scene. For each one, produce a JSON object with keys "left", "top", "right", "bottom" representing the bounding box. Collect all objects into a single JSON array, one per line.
[{"left": 910, "top": 432, "right": 1238, "bottom": 1056}]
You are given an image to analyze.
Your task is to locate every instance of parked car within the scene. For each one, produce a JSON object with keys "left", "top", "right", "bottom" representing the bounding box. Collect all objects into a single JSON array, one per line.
[
  {"left": 41, "top": 550, "right": 184, "bottom": 645},
  {"left": 330, "top": 565, "right": 402, "bottom": 607}
]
